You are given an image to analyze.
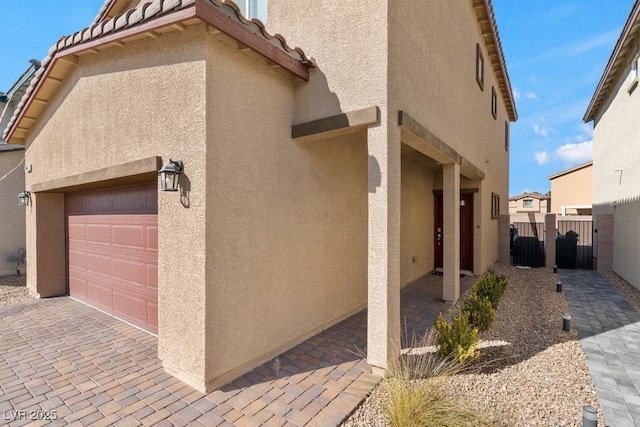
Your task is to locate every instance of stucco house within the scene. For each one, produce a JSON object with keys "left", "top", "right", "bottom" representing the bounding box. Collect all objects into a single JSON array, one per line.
[
  {"left": 508, "top": 192, "right": 550, "bottom": 214},
  {"left": 547, "top": 161, "right": 593, "bottom": 216},
  {"left": 4, "top": 0, "right": 516, "bottom": 392},
  {"left": 584, "top": 0, "right": 640, "bottom": 288},
  {"left": 0, "top": 61, "right": 40, "bottom": 276}
]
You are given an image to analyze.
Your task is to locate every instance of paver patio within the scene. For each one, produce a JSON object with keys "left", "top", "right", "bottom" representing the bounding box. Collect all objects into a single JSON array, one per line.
[{"left": 0, "top": 273, "right": 472, "bottom": 426}]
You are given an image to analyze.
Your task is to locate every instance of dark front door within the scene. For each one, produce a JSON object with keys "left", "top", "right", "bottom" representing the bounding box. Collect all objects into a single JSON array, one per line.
[{"left": 435, "top": 193, "right": 474, "bottom": 271}]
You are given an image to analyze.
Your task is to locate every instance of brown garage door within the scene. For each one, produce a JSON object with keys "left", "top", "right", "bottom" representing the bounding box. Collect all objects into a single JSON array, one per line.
[{"left": 66, "top": 183, "right": 158, "bottom": 334}]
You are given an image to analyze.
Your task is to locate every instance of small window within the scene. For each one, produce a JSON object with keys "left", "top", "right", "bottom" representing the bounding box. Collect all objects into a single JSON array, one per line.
[
  {"left": 505, "top": 121, "right": 509, "bottom": 151},
  {"left": 491, "top": 193, "right": 500, "bottom": 219},
  {"left": 236, "top": 0, "right": 267, "bottom": 21},
  {"left": 491, "top": 87, "right": 497, "bottom": 119},
  {"left": 628, "top": 51, "right": 639, "bottom": 93},
  {"left": 523, "top": 199, "right": 533, "bottom": 207},
  {"left": 476, "top": 43, "right": 484, "bottom": 90}
]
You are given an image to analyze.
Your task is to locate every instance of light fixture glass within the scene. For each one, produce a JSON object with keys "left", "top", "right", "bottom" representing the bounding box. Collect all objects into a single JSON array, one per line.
[
  {"left": 158, "top": 159, "right": 183, "bottom": 192},
  {"left": 18, "top": 191, "right": 31, "bottom": 207}
]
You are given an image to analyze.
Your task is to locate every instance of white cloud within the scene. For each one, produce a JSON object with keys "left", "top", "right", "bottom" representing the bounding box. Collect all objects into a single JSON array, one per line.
[
  {"left": 513, "top": 88, "right": 521, "bottom": 100},
  {"left": 524, "top": 92, "right": 538, "bottom": 100},
  {"left": 535, "top": 151, "right": 549, "bottom": 165},
  {"left": 533, "top": 124, "right": 549, "bottom": 137},
  {"left": 555, "top": 141, "right": 593, "bottom": 163}
]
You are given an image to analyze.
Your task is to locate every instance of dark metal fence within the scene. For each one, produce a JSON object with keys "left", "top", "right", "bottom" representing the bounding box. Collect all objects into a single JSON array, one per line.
[
  {"left": 511, "top": 222, "right": 545, "bottom": 267},
  {"left": 556, "top": 220, "right": 593, "bottom": 270}
]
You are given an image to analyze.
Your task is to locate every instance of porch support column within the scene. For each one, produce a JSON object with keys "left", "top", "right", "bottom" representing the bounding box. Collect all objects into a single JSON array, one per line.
[
  {"left": 366, "top": 111, "right": 401, "bottom": 375},
  {"left": 443, "top": 162, "right": 460, "bottom": 302}
]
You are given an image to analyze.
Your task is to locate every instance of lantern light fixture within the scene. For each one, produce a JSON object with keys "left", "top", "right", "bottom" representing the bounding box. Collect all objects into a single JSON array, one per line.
[
  {"left": 158, "top": 159, "right": 183, "bottom": 192},
  {"left": 17, "top": 191, "right": 31, "bottom": 207}
]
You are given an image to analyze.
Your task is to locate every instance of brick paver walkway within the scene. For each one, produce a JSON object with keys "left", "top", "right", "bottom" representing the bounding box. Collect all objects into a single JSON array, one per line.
[
  {"left": 561, "top": 269, "right": 640, "bottom": 427},
  {"left": 0, "top": 274, "right": 469, "bottom": 426}
]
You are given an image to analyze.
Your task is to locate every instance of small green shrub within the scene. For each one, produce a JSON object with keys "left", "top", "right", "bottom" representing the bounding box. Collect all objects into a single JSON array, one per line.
[
  {"left": 434, "top": 312, "right": 479, "bottom": 365},
  {"left": 462, "top": 294, "right": 495, "bottom": 332},
  {"left": 472, "top": 272, "right": 507, "bottom": 309}
]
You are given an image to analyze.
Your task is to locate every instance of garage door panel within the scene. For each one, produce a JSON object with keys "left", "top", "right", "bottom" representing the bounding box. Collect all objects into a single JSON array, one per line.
[
  {"left": 113, "top": 259, "right": 145, "bottom": 285},
  {"left": 67, "top": 183, "right": 158, "bottom": 334},
  {"left": 87, "top": 224, "right": 113, "bottom": 245},
  {"left": 69, "top": 276, "right": 88, "bottom": 299},
  {"left": 68, "top": 223, "right": 87, "bottom": 241},
  {"left": 147, "top": 265, "right": 158, "bottom": 288},
  {"left": 113, "top": 225, "right": 144, "bottom": 248}
]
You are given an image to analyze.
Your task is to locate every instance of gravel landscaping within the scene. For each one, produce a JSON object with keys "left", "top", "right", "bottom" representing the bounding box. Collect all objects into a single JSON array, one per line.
[
  {"left": 344, "top": 264, "right": 609, "bottom": 426},
  {"left": 0, "top": 274, "right": 32, "bottom": 306}
]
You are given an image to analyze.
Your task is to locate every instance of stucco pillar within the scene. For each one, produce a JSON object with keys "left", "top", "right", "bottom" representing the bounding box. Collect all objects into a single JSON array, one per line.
[
  {"left": 29, "top": 192, "right": 66, "bottom": 298},
  {"left": 498, "top": 214, "right": 511, "bottom": 265},
  {"left": 443, "top": 163, "right": 460, "bottom": 302},
  {"left": 545, "top": 213, "right": 557, "bottom": 269},
  {"left": 595, "top": 214, "right": 613, "bottom": 273},
  {"left": 366, "top": 112, "right": 401, "bottom": 374}
]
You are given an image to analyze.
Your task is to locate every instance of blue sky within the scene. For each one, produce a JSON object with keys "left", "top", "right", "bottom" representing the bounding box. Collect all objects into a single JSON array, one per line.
[
  {"left": 492, "top": 1, "right": 635, "bottom": 196},
  {"left": 0, "top": 1, "right": 635, "bottom": 197}
]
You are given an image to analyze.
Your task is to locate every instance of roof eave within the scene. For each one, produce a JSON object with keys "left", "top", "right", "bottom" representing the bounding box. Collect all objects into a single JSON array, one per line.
[{"left": 584, "top": 1, "right": 640, "bottom": 123}]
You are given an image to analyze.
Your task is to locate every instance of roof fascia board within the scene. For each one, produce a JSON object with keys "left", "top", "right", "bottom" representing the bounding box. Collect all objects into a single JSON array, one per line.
[
  {"left": 194, "top": 0, "right": 309, "bottom": 80},
  {"left": 584, "top": 1, "right": 640, "bottom": 122}
]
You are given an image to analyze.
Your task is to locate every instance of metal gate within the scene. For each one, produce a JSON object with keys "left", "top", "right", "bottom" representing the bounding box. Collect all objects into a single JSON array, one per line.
[
  {"left": 511, "top": 222, "right": 545, "bottom": 267},
  {"left": 556, "top": 220, "right": 593, "bottom": 270}
]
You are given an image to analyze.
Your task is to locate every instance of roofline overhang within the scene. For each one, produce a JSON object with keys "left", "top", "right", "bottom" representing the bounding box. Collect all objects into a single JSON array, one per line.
[
  {"left": 473, "top": 0, "right": 518, "bottom": 122},
  {"left": 584, "top": 1, "right": 640, "bottom": 122},
  {"left": 546, "top": 161, "right": 593, "bottom": 180},
  {"left": 5, "top": 0, "right": 313, "bottom": 144}
]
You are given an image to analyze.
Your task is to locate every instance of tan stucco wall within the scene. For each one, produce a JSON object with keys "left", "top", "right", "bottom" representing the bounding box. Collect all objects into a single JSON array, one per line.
[
  {"left": 389, "top": 0, "right": 510, "bottom": 273},
  {"left": 509, "top": 197, "right": 550, "bottom": 214},
  {"left": 203, "top": 34, "right": 369, "bottom": 388},
  {"left": 592, "top": 46, "right": 640, "bottom": 289},
  {"left": 550, "top": 165, "right": 592, "bottom": 214},
  {"left": 0, "top": 150, "right": 26, "bottom": 276},
  {"left": 400, "top": 157, "right": 434, "bottom": 285},
  {"left": 23, "top": 28, "right": 209, "bottom": 388}
]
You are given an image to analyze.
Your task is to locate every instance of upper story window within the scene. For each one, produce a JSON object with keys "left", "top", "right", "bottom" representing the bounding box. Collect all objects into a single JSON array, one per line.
[
  {"left": 523, "top": 199, "right": 533, "bottom": 207},
  {"left": 236, "top": 0, "right": 268, "bottom": 22},
  {"left": 491, "top": 87, "right": 497, "bottom": 119},
  {"left": 476, "top": 43, "right": 484, "bottom": 90},
  {"left": 505, "top": 121, "right": 509, "bottom": 151}
]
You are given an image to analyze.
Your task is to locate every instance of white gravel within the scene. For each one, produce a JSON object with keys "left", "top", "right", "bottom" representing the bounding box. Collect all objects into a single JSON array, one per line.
[
  {"left": 343, "top": 264, "right": 607, "bottom": 426},
  {"left": 0, "top": 274, "right": 32, "bottom": 306}
]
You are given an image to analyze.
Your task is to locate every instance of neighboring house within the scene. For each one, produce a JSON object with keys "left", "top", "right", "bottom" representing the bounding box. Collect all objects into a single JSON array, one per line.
[
  {"left": 509, "top": 192, "right": 550, "bottom": 214},
  {"left": 4, "top": 0, "right": 516, "bottom": 392},
  {"left": 0, "top": 61, "right": 39, "bottom": 276},
  {"left": 547, "top": 161, "right": 593, "bottom": 216},
  {"left": 584, "top": 1, "right": 640, "bottom": 289}
]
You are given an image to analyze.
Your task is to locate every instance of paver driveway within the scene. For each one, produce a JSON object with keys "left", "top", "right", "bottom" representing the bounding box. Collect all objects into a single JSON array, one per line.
[{"left": 0, "top": 274, "right": 471, "bottom": 426}]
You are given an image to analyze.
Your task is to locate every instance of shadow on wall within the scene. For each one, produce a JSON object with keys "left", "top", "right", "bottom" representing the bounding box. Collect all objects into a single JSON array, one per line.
[{"left": 368, "top": 156, "right": 381, "bottom": 193}]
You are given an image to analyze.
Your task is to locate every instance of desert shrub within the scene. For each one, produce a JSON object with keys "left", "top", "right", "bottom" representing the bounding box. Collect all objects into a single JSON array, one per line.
[
  {"left": 472, "top": 272, "right": 507, "bottom": 309},
  {"left": 381, "top": 330, "right": 492, "bottom": 427},
  {"left": 462, "top": 294, "right": 495, "bottom": 332},
  {"left": 434, "top": 312, "right": 479, "bottom": 365}
]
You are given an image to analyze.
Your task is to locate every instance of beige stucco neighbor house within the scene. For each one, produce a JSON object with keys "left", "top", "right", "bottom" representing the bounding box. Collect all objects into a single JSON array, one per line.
[
  {"left": 547, "top": 161, "right": 593, "bottom": 216},
  {"left": 0, "top": 61, "right": 40, "bottom": 276},
  {"left": 4, "top": 0, "right": 516, "bottom": 392},
  {"left": 584, "top": 1, "right": 640, "bottom": 288},
  {"left": 509, "top": 192, "right": 550, "bottom": 214}
]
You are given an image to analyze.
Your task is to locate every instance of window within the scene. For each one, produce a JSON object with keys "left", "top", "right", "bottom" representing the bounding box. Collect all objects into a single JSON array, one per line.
[
  {"left": 505, "top": 121, "right": 509, "bottom": 151},
  {"left": 491, "top": 193, "right": 500, "bottom": 219},
  {"left": 523, "top": 199, "right": 533, "bottom": 207},
  {"left": 491, "top": 86, "right": 497, "bottom": 119},
  {"left": 628, "top": 49, "right": 639, "bottom": 93},
  {"left": 236, "top": 0, "right": 267, "bottom": 21},
  {"left": 476, "top": 43, "right": 484, "bottom": 90}
]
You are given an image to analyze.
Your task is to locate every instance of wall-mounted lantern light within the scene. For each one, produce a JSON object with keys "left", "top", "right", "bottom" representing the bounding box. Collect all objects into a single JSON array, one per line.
[
  {"left": 158, "top": 159, "right": 183, "bottom": 192},
  {"left": 460, "top": 199, "right": 466, "bottom": 207},
  {"left": 17, "top": 191, "right": 31, "bottom": 207}
]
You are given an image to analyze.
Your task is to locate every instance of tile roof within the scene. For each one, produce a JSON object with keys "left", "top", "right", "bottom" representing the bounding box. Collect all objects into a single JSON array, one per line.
[
  {"left": 584, "top": 1, "right": 640, "bottom": 122},
  {"left": 4, "top": 0, "right": 313, "bottom": 143},
  {"left": 509, "top": 192, "right": 550, "bottom": 201},
  {"left": 472, "top": 0, "right": 517, "bottom": 122}
]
